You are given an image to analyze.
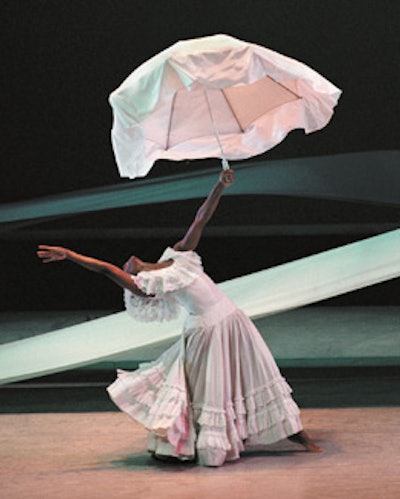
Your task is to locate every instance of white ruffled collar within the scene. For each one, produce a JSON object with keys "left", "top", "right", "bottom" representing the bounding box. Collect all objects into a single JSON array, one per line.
[{"left": 133, "top": 247, "right": 203, "bottom": 296}]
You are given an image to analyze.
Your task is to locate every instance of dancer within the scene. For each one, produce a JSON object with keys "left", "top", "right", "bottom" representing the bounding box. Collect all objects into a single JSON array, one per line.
[{"left": 37, "top": 169, "right": 321, "bottom": 466}]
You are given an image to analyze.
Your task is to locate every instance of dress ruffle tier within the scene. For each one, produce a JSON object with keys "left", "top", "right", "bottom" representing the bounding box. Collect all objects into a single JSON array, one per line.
[
  {"left": 107, "top": 334, "right": 302, "bottom": 466},
  {"left": 107, "top": 342, "right": 196, "bottom": 458}
]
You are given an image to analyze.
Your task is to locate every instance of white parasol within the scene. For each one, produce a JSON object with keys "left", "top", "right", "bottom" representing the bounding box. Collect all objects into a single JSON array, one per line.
[{"left": 109, "top": 34, "right": 341, "bottom": 179}]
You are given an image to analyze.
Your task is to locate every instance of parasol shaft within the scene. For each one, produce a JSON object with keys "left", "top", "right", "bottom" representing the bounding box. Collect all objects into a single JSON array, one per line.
[{"left": 203, "top": 89, "right": 230, "bottom": 170}]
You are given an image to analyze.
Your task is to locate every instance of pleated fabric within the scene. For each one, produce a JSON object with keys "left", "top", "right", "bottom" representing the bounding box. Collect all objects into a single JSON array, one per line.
[{"left": 107, "top": 294, "right": 302, "bottom": 466}]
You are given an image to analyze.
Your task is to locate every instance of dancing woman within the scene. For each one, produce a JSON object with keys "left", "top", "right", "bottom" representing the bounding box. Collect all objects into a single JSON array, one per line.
[{"left": 37, "top": 169, "right": 321, "bottom": 466}]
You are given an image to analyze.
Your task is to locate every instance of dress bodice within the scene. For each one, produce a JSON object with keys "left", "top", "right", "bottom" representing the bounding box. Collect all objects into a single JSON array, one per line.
[
  {"left": 172, "top": 272, "right": 226, "bottom": 315},
  {"left": 124, "top": 247, "right": 224, "bottom": 322}
]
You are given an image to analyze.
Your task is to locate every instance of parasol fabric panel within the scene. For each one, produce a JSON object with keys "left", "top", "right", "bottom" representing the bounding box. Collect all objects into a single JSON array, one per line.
[
  {"left": 0, "top": 229, "right": 398, "bottom": 385},
  {"left": 109, "top": 34, "right": 341, "bottom": 179}
]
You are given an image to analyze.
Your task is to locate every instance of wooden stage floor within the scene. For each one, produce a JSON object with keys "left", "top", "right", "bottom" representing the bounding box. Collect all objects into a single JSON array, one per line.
[{"left": 1, "top": 407, "right": 399, "bottom": 499}]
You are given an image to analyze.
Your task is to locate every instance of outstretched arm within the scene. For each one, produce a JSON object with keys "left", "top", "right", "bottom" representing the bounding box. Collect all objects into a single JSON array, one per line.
[
  {"left": 36, "top": 245, "right": 147, "bottom": 296},
  {"left": 173, "top": 169, "right": 234, "bottom": 252}
]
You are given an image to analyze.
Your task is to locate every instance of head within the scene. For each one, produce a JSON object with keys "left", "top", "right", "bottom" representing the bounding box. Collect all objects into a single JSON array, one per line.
[
  {"left": 123, "top": 254, "right": 173, "bottom": 275},
  {"left": 123, "top": 255, "right": 146, "bottom": 275}
]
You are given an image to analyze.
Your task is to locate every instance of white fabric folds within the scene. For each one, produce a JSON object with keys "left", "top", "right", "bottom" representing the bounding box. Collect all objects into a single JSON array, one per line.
[
  {"left": 134, "top": 247, "right": 203, "bottom": 295},
  {"left": 108, "top": 242, "right": 304, "bottom": 466},
  {"left": 107, "top": 300, "right": 302, "bottom": 466},
  {"left": 124, "top": 292, "right": 180, "bottom": 323},
  {"left": 109, "top": 34, "right": 341, "bottom": 179},
  {"left": 124, "top": 248, "right": 203, "bottom": 322}
]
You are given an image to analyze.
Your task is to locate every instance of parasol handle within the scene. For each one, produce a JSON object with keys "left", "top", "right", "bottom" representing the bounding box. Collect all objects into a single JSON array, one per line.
[{"left": 221, "top": 158, "right": 230, "bottom": 170}]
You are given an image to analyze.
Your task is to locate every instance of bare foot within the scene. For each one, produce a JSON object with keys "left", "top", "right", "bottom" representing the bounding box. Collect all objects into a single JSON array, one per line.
[{"left": 288, "top": 431, "right": 323, "bottom": 452}]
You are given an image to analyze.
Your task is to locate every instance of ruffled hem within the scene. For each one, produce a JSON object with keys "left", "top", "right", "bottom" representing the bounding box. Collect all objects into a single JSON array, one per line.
[
  {"left": 107, "top": 358, "right": 196, "bottom": 456},
  {"left": 107, "top": 363, "right": 302, "bottom": 466},
  {"left": 107, "top": 364, "right": 182, "bottom": 429},
  {"left": 112, "top": 280, "right": 304, "bottom": 466},
  {"left": 134, "top": 247, "right": 203, "bottom": 295},
  {"left": 191, "top": 376, "right": 302, "bottom": 463}
]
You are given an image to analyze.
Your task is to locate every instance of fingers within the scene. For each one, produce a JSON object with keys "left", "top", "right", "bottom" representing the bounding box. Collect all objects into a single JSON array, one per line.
[
  {"left": 37, "top": 245, "right": 58, "bottom": 255},
  {"left": 36, "top": 245, "right": 66, "bottom": 263},
  {"left": 37, "top": 246, "right": 52, "bottom": 256},
  {"left": 36, "top": 249, "right": 54, "bottom": 263},
  {"left": 37, "top": 248, "right": 49, "bottom": 257},
  {"left": 39, "top": 258, "right": 53, "bottom": 264},
  {"left": 37, "top": 255, "right": 52, "bottom": 264}
]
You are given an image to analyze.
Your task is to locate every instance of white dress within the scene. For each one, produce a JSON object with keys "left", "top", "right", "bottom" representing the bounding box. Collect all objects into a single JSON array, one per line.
[{"left": 107, "top": 247, "right": 303, "bottom": 466}]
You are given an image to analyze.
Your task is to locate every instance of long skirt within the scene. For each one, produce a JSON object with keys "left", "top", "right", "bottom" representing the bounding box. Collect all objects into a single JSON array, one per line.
[{"left": 107, "top": 299, "right": 302, "bottom": 466}]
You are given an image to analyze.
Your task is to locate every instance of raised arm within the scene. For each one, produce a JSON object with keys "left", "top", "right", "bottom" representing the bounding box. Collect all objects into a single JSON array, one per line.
[
  {"left": 36, "top": 245, "right": 147, "bottom": 296},
  {"left": 173, "top": 169, "right": 234, "bottom": 252}
]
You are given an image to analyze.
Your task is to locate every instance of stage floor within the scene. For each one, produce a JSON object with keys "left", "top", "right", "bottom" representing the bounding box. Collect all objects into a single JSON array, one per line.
[
  {"left": 1, "top": 307, "right": 399, "bottom": 497},
  {"left": 1, "top": 408, "right": 399, "bottom": 499}
]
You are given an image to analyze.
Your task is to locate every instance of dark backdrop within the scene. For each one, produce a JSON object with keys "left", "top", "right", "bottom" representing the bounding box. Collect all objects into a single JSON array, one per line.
[{"left": 1, "top": 0, "right": 399, "bottom": 310}]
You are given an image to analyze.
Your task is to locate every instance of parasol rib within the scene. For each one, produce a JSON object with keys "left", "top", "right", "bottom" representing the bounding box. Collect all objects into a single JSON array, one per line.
[{"left": 166, "top": 91, "right": 178, "bottom": 150}]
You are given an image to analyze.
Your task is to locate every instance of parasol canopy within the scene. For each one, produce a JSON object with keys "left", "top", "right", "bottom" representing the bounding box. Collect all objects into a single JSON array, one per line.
[{"left": 109, "top": 34, "right": 341, "bottom": 179}]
